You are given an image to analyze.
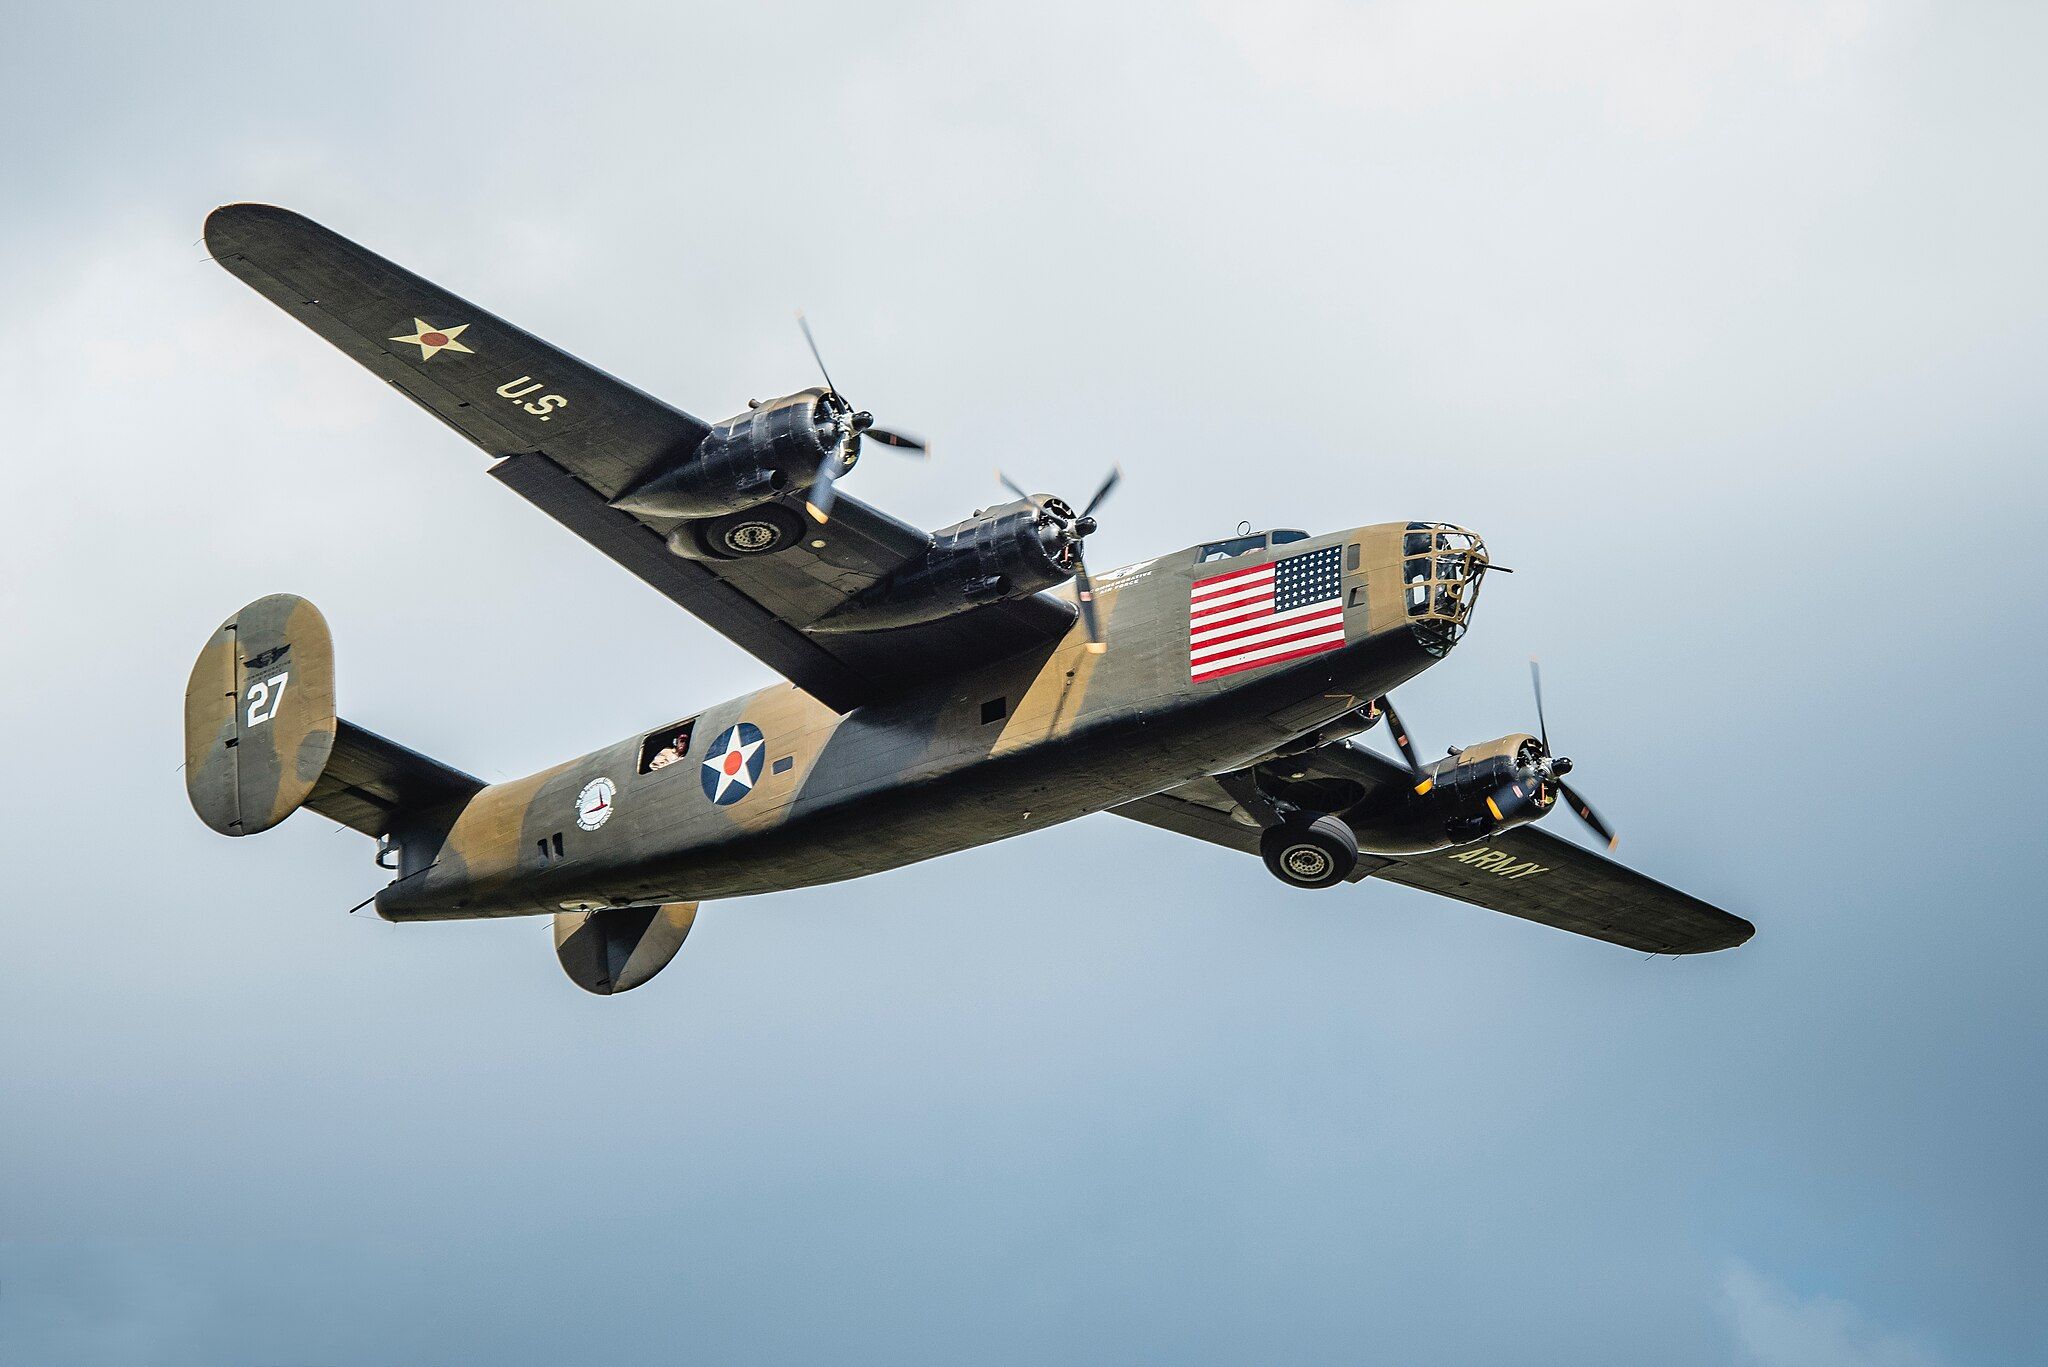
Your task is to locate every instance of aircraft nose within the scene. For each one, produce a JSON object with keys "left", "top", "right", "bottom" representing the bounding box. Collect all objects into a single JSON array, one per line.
[{"left": 1400, "top": 522, "right": 1490, "bottom": 656}]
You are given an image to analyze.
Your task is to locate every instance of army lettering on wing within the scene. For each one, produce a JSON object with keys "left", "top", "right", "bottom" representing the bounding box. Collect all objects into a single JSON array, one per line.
[
  {"left": 1444, "top": 846, "right": 1548, "bottom": 879},
  {"left": 496, "top": 376, "right": 569, "bottom": 421}
]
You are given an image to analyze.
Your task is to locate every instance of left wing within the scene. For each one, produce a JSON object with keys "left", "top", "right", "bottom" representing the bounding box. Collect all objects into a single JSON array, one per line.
[
  {"left": 1115, "top": 744, "right": 1752, "bottom": 955},
  {"left": 203, "top": 204, "right": 1072, "bottom": 712}
]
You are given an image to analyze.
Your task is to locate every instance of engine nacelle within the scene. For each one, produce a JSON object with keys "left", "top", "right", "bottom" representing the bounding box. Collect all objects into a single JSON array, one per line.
[
  {"left": 811, "top": 497, "right": 1076, "bottom": 632},
  {"left": 610, "top": 389, "right": 843, "bottom": 520},
  {"left": 1344, "top": 732, "right": 1557, "bottom": 855}
]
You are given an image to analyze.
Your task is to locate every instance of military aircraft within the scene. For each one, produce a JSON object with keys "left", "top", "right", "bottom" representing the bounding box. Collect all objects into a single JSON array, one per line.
[{"left": 185, "top": 205, "right": 1752, "bottom": 995}]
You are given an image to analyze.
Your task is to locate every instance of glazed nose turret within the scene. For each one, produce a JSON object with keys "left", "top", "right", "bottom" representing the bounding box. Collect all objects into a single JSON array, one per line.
[{"left": 1399, "top": 522, "right": 1490, "bottom": 656}]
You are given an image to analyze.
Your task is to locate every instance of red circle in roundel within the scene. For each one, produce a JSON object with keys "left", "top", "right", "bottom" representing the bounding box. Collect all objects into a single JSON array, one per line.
[
  {"left": 421, "top": 331, "right": 449, "bottom": 347},
  {"left": 723, "top": 751, "right": 744, "bottom": 775}
]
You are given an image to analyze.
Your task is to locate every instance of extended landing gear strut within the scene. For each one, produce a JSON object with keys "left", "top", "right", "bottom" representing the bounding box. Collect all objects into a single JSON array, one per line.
[{"left": 1215, "top": 772, "right": 1361, "bottom": 890}]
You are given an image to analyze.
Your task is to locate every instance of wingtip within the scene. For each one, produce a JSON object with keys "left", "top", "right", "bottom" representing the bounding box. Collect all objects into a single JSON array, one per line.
[
  {"left": 1674, "top": 914, "right": 1757, "bottom": 954},
  {"left": 202, "top": 202, "right": 308, "bottom": 257},
  {"left": 204, "top": 201, "right": 278, "bottom": 231}
]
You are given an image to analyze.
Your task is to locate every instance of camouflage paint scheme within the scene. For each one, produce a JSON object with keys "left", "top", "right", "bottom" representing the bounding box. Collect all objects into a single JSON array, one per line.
[
  {"left": 186, "top": 204, "right": 1751, "bottom": 991},
  {"left": 185, "top": 594, "right": 337, "bottom": 837},
  {"left": 374, "top": 522, "right": 1428, "bottom": 920}
]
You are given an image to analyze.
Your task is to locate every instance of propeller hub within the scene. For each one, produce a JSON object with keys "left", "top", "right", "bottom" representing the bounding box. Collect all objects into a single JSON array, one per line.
[
  {"left": 1072, "top": 515, "right": 1098, "bottom": 538},
  {"left": 792, "top": 315, "right": 928, "bottom": 523},
  {"left": 1549, "top": 756, "right": 1573, "bottom": 778}
]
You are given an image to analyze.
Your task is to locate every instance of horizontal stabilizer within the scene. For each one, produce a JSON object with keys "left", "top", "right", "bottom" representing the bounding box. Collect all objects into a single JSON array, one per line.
[{"left": 308, "top": 721, "right": 484, "bottom": 837}]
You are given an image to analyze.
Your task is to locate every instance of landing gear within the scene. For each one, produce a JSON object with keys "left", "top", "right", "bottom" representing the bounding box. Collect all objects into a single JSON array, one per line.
[{"left": 1260, "top": 814, "right": 1359, "bottom": 889}]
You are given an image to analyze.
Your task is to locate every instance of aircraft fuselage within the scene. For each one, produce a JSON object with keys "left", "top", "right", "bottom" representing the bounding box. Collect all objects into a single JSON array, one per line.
[{"left": 377, "top": 521, "right": 1460, "bottom": 920}]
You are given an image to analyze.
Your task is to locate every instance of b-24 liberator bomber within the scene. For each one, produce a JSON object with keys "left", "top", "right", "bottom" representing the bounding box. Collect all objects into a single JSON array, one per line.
[{"left": 185, "top": 205, "right": 1751, "bottom": 995}]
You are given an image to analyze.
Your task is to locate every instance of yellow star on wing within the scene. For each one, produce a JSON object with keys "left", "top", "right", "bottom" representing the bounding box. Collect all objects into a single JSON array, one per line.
[{"left": 389, "top": 318, "right": 473, "bottom": 360}]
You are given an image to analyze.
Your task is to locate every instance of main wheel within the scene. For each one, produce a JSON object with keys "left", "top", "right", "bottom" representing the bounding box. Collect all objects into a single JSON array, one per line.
[
  {"left": 697, "top": 504, "right": 804, "bottom": 559},
  {"left": 1260, "top": 815, "right": 1359, "bottom": 889}
]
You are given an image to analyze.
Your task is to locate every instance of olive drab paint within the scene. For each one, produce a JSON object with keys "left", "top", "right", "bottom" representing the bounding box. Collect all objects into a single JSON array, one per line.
[
  {"left": 184, "top": 594, "right": 336, "bottom": 837},
  {"left": 182, "top": 203, "right": 1754, "bottom": 994}
]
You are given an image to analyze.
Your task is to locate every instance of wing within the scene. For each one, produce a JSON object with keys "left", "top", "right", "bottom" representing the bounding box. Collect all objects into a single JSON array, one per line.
[
  {"left": 203, "top": 204, "right": 1073, "bottom": 712},
  {"left": 1366, "top": 822, "right": 1751, "bottom": 954},
  {"left": 1114, "top": 742, "right": 1753, "bottom": 955}
]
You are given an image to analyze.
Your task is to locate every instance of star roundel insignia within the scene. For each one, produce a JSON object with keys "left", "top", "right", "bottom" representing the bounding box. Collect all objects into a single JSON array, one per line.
[
  {"left": 389, "top": 317, "right": 473, "bottom": 360},
  {"left": 700, "top": 722, "right": 767, "bottom": 805}
]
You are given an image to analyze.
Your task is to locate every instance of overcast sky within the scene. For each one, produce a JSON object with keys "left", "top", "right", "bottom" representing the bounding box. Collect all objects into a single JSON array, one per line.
[{"left": 3, "top": 2, "right": 2045, "bottom": 1363}]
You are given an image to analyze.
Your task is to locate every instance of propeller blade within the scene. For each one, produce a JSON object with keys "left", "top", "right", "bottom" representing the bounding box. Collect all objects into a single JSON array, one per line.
[
  {"left": 1079, "top": 465, "right": 1122, "bottom": 519},
  {"left": 865, "top": 426, "right": 927, "bottom": 454},
  {"left": 1558, "top": 778, "right": 1617, "bottom": 850},
  {"left": 1529, "top": 656, "right": 1550, "bottom": 754},
  {"left": 1073, "top": 548, "right": 1106, "bottom": 654},
  {"left": 1376, "top": 694, "right": 1431, "bottom": 792},
  {"left": 795, "top": 311, "right": 838, "bottom": 397},
  {"left": 996, "top": 469, "right": 1049, "bottom": 514},
  {"left": 805, "top": 448, "right": 843, "bottom": 524}
]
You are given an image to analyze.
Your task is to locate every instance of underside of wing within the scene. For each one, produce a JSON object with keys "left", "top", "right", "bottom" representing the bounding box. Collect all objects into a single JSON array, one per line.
[
  {"left": 1114, "top": 781, "right": 1392, "bottom": 882},
  {"left": 1365, "top": 826, "right": 1752, "bottom": 954},
  {"left": 204, "top": 204, "right": 1075, "bottom": 711},
  {"left": 1114, "top": 740, "right": 1753, "bottom": 955},
  {"left": 484, "top": 452, "right": 1074, "bottom": 710}
]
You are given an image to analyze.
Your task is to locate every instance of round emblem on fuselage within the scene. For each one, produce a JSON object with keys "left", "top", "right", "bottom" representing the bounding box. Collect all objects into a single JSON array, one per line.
[
  {"left": 700, "top": 722, "right": 767, "bottom": 805},
  {"left": 575, "top": 776, "right": 617, "bottom": 830}
]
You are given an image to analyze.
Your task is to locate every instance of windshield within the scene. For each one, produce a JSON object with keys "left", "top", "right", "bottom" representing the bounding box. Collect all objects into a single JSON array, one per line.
[{"left": 1197, "top": 534, "right": 1266, "bottom": 562}]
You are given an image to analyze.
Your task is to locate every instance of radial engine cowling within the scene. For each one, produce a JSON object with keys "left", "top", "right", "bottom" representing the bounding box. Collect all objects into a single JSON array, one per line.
[
  {"left": 610, "top": 389, "right": 843, "bottom": 521},
  {"left": 811, "top": 497, "right": 1077, "bottom": 632},
  {"left": 1344, "top": 732, "right": 1559, "bottom": 855}
]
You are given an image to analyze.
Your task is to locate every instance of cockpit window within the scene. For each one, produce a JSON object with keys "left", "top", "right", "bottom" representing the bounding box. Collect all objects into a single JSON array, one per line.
[
  {"left": 1197, "top": 534, "right": 1268, "bottom": 562},
  {"left": 1270, "top": 529, "right": 1309, "bottom": 545}
]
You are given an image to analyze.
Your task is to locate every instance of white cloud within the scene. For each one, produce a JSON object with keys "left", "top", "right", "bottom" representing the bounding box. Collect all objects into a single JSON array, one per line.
[{"left": 1721, "top": 1262, "right": 1949, "bottom": 1367}]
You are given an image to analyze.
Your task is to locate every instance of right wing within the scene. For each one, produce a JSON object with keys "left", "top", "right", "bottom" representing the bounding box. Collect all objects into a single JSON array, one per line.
[
  {"left": 1115, "top": 743, "right": 1752, "bottom": 955},
  {"left": 204, "top": 204, "right": 1073, "bottom": 712}
]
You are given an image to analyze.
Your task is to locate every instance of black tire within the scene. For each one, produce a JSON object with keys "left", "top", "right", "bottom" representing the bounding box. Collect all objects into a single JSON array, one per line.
[
  {"left": 697, "top": 504, "right": 805, "bottom": 559},
  {"left": 1260, "top": 815, "right": 1359, "bottom": 889}
]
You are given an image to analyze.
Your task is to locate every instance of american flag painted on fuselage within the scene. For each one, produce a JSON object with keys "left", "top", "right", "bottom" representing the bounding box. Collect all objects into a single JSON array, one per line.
[{"left": 1189, "top": 543, "right": 1346, "bottom": 683}]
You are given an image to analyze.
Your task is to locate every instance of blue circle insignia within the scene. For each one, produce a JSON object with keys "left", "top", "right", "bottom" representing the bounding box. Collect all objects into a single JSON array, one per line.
[{"left": 699, "top": 722, "right": 767, "bottom": 805}]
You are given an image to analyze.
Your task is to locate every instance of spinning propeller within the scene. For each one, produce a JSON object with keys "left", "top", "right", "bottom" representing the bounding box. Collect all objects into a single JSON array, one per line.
[
  {"left": 1371, "top": 694, "right": 1427, "bottom": 782},
  {"left": 796, "top": 313, "right": 927, "bottom": 523},
  {"left": 1372, "top": 660, "right": 1617, "bottom": 849},
  {"left": 1527, "top": 657, "right": 1616, "bottom": 849},
  {"left": 996, "top": 466, "right": 1122, "bottom": 653}
]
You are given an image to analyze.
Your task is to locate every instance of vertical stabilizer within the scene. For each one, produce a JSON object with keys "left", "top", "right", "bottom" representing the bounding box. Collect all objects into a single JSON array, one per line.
[{"left": 185, "top": 594, "right": 338, "bottom": 836}]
